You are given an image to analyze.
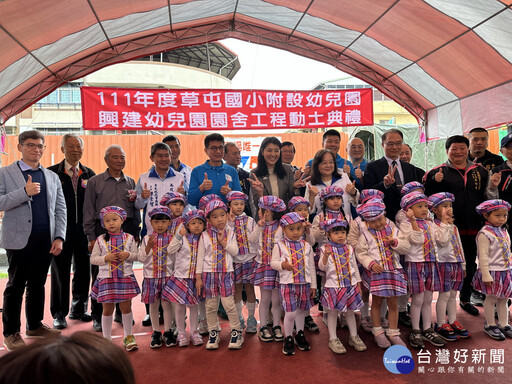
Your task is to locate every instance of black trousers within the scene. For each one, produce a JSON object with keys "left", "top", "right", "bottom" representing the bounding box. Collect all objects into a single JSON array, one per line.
[
  {"left": 459, "top": 234, "right": 478, "bottom": 303},
  {"left": 2, "top": 232, "right": 52, "bottom": 336},
  {"left": 50, "top": 225, "right": 90, "bottom": 318}
]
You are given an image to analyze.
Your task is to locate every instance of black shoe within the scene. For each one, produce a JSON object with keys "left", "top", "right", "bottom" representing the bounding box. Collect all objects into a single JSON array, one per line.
[
  {"left": 460, "top": 302, "right": 479, "bottom": 316},
  {"left": 69, "top": 312, "right": 92, "bottom": 322},
  {"left": 142, "top": 314, "right": 152, "bottom": 327},
  {"left": 114, "top": 312, "right": 122, "bottom": 323},
  {"left": 294, "top": 330, "right": 310, "bottom": 351},
  {"left": 398, "top": 311, "right": 412, "bottom": 328},
  {"left": 150, "top": 331, "right": 163, "bottom": 349},
  {"left": 163, "top": 329, "right": 177, "bottom": 347},
  {"left": 471, "top": 292, "right": 485, "bottom": 307},
  {"left": 53, "top": 317, "right": 67, "bottom": 330},
  {"left": 282, "top": 336, "right": 295, "bottom": 355},
  {"left": 92, "top": 318, "right": 102, "bottom": 332}
]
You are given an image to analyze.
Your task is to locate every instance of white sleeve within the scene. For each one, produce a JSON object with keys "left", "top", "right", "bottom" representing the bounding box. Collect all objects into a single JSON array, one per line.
[
  {"left": 270, "top": 243, "right": 283, "bottom": 271},
  {"left": 90, "top": 239, "right": 107, "bottom": 266}
]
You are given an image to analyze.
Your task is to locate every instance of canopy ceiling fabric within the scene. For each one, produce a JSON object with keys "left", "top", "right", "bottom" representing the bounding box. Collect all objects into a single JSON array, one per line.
[{"left": 1, "top": 0, "right": 511, "bottom": 140}]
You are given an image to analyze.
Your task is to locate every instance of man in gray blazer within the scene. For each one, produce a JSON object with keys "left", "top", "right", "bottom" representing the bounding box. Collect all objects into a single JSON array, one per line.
[{"left": 0, "top": 130, "right": 66, "bottom": 351}]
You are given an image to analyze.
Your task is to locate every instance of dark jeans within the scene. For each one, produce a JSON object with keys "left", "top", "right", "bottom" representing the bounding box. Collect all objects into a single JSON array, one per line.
[
  {"left": 459, "top": 234, "right": 478, "bottom": 303},
  {"left": 50, "top": 225, "right": 90, "bottom": 318},
  {"left": 2, "top": 232, "right": 52, "bottom": 336}
]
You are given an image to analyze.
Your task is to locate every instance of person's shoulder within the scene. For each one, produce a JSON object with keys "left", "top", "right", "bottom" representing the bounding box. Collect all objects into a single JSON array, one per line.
[
  {"left": 366, "top": 157, "right": 386, "bottom": 168},
  {"left": 492, "top": 162, "right": 510, "bottom": 173},
  {"left": 47, "top": 161, "right": 63, "bottom": 173},
  {"left": 191, "top": 162, "right": 207, "bottom": 172}
]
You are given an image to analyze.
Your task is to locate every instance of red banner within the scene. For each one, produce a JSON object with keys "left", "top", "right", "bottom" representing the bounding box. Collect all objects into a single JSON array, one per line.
[{"left": 81, "top": 87, "right": 373, "bottom": 131}]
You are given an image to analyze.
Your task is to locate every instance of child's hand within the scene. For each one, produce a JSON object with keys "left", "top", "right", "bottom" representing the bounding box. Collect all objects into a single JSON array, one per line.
[
  {"left": 217, "top": 231, "right": 227, "bottom": 248},
  {"left": 145, "top": 233, "right": 157, "bottom": 254},
  {"left": 195, "top": 277, "right": 204, "bottom": 294},
  {"left": 257, "top": 208, "right": 265, "bottom": 226},
  {"left": 485, "top": 281, "right": 493, "bottom": 287},
  {"left": 228, "top": 212, "right": 236, "bottom": 222},
  {"left": 282, "top": 259, "right": 293, "bottom": 271},
  {"left": 310, "top": 288, "right": 316, "bottom": 299},
  {"left": 322, "top": 246, "right": 332, "bottom": 265},
  {"left": 179, "top": 225, "right": 187, "bottom": 237},
  {"left": 116, "top": 251, "right": 130, "bottom": 261},
  {"left": 406, "top": 208, "right": 416, "bottom": 221},
  {"left": 104, "top": 252, "right": 117, "bottom": 262},
  {"left": 371, "top": 263, "right": 384, "bottom": 273},
  {"left": 304, "top": 221, "right": 312, "bottom": 235},
  {"left": 384, "top": 235, "right": 397, "bottom": 247}
]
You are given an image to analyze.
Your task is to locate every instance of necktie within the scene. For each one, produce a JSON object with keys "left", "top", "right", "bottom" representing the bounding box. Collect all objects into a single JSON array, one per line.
[
  {"left": 71, "top": 166, "right": 78, "bottom": 192},
  {"left": 391, "top": 160, "right": 403, "bottom": 187}
]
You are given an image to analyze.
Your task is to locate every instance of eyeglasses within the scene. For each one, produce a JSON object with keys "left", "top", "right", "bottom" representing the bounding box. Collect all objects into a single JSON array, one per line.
[
  {"left": 384, "top": 141, "right": 402, "bottom": 147},
  {"left": 208, "top": 146, "right": 224, "bottom": 152},
  {"left": 22, "top": 143, "right": 46, "bottom": 150}
]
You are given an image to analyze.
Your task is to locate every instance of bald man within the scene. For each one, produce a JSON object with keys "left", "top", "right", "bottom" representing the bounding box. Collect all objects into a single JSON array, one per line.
[{"left": 346, "top": 137, "right": 367, "bottom": 188}]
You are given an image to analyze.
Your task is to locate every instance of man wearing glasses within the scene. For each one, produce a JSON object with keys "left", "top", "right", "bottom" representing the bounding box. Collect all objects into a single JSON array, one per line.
[
  {"left": 0, "top": 130, "right": 66, "bottom": 351},
  {"left": 363, "top": 129, "right": 422, "bottom": 219},
  {"left": 188, "top": 133, "right": 242, "bottom": 206}
]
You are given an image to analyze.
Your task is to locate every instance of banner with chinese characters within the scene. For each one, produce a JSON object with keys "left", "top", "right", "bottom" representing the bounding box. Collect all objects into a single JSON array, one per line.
[{"left": 80, "top": 87, "right": 373, "bottom": 131}]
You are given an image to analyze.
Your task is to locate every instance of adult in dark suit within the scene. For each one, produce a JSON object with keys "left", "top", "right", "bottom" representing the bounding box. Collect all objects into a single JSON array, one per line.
[
  {"left": 400, "top": 143, "right": 426, "bottom": 181},
  {"left": 48, "top": 134, "right": 95, "bottom": 330},
  {"left": 0, "top": 130, "right": 66, "bottom": 351},
  {"left": 363, "top": 129, "right": 422, "bottom": 220}
]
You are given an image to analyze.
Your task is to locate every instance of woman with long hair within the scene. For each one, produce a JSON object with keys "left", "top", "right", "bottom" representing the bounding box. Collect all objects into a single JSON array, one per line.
[{"left": 248, "top": 137, "right": 309, "bottom": 215}]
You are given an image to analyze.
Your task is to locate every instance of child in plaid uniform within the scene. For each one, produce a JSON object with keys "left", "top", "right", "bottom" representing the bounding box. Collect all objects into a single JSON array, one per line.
[
  {"left": 399, "top": 191, "right": 446, "bottom": 349},
  {"left": 288, "top": 196, "right": 317, "bottom": 331},
  {"left": 355, "top": 199, "right": 409, "bottom": 349},
  {"left": 160, "top": 191, "right": 186, "bottom": 236},
  {"left": 311, "top": 185, "right": 349, "bottom": 326},
  {"left": 195, "top": 200, "right": 243, "bottom": 350},
  {"left": 319, "top": 217, "right": 366, "bottom": 355},
  {"left": 428, "top": 192, "right": 469, "bottom": 341},
  {"left": 164, "top": 209, "right": 207, "bottom": 347},
  {"left": 138, "top": 206, "right": 176, "bottom": 349},
  {"left": 226, "top": 191, "right": 258, "bottom": 333},
  {"left": 474, "top": 199, "right": 512, "bottom": 341},
  {"left": 347, "top": 189, "right": 385, "bottom": 333},
  {"left": 90, "top": 206, "right": 140, "bottom": 351},
  {"left": 252, "top": 195, "right": 286, "bottom": 342},
  {"left": 271, "top": 212, "right": 317, "bottom": 356}
]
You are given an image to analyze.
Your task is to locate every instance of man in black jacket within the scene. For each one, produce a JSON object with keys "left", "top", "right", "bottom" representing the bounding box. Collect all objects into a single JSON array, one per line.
[
  {"left": 424, "top": 135, "right": 500, "bottom": 316},
  {"left": 468, "top": 127, "right": 504, "bottom": 171},
  {"left": 364, "top": 129, "right": 422, "bottom": 220},
  {"left": 491, "top": 133, "right": 512, "bottom": 234},
  {"left": 48, "top": 134, "right": 95, "bottom": 329}
]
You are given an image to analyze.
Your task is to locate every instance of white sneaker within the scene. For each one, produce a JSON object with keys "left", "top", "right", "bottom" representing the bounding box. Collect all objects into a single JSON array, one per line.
[
  {"left": 328, "top": 338, "right": 346, "bottom": 354},
  {"left": 228, "top": 329, "right": 244, "bottom": 349},
  {"left": 348, "top": 334, "right": 367, "bottom": 351},
  {"left": 205, "top": 330, "right": 220, "bottom": 350}
]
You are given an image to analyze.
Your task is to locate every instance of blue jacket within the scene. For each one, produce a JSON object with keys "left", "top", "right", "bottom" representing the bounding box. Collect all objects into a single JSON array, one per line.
[{"left": 188, "top": 161, "right": 242, "bottom": 206}]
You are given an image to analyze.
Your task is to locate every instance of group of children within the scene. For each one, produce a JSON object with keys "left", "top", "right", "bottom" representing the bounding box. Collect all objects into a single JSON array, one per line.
[{"left": 89, "top": 181, "right": 512, "bottom": 355}]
